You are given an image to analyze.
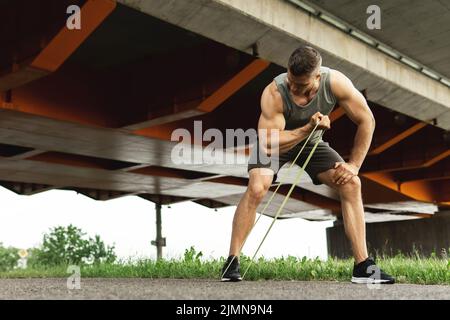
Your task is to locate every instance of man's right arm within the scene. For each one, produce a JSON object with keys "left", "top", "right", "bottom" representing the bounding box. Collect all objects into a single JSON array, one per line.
[{"left": 258, "top": 82, "right": 314, "bottom": 155}]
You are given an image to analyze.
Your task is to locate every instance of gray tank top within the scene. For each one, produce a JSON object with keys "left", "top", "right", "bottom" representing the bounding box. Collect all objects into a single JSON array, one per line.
[{"left": 274, "top": 66, "right": 337, "bottom": 144}]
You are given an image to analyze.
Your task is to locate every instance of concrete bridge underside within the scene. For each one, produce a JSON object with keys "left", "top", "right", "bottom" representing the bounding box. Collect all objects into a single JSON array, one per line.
[{"left": 0, "top": 0, "right": 449, "bottom": 257}]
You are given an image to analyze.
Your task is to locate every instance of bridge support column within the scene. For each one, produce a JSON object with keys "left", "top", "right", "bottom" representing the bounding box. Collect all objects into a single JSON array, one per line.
[{"left": 151, "top": 203, "right": 166, "bottom": 260}]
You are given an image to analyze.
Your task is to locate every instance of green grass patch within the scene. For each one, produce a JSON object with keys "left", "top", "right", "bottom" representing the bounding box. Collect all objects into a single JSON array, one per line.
[{"left": 1, "top": 254, "right": 448, "bottom": 285}]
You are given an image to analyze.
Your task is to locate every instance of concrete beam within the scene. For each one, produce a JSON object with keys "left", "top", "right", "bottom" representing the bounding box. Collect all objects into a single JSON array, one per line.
[
  {"left": 117, "top": 0, "right": 450, "bottom": 130},
  {"left": 72, "top": 188, "right": 133, "bottom": 201},
  {"left": 0, "top": 181, "right": 55, "bottom": 196},
  {"left": 138, "top": 193, "right": 192, "bottom": 205}
]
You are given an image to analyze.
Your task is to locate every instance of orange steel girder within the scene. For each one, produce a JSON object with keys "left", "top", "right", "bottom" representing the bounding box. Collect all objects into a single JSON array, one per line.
[
  {"left": 0, "top": 0, "right": 116, "bottom": 92},
  {"left": 131, "top": 59, "right": 271, "bottom": 139},
  {"left": 369, "top": 122, "right": 427, "bottom": 155},
  {"left": 364, "top": 149, "right": 450, "bottom": 173},
  {"left": 363, "top": 172, "right": 449, "bottom": 204},
  {"left": 329, "top": 106, "right": 345, "bottom": 122}
]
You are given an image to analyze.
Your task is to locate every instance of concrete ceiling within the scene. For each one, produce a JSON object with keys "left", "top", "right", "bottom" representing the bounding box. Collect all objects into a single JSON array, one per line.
[
  {"left": 118, "top": 0, "right": 450, "bottom": 130},
  {"left": 309, "top": 0, "right": 450, "bottom": 78}
]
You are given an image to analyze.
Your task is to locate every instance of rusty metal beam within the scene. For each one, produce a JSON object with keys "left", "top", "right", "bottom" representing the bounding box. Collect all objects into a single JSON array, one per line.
[
  {"left": 122, "top": 100, "right": 204, "bottom": 131},
  {"left": 329, "top": 106, "right": 345, "bottom": 122},
  {"left": 362, "top": 172, "right": 448, "bottom": 204},
  {"left": 0, "top": 0, "right": 116, "bottom": 91},
  {"left": 392, "top": 159, "right": 450, "bottom": 183},
  {"left": 197, "top": 59, "right": 270, "bottom": 113},
  {"left": 363, "top": 149, "right": 450, "bottom": 173},
  {"left": 362, "top": 123, "right": 450, "bottom": 173},
  {"left": 5, "top": 68, "right": 120, "bottom": 127},
  {"left": 129, "top": 59, "right": 270, "bottom": 132},
  {"left": 401, "top": 180, "right": 449, "bottom": 203},
  {"left": 369, "top": 122, "right": 427, "bottom": 155},
  {"left": 423, "top": 150, "right": 450, "bottom": 167},
  {"left": 327, "top": 102, "right": 433, "bottom": 161}
]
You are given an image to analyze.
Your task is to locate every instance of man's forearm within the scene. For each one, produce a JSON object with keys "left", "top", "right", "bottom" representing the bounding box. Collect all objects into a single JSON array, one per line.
[
  {"left": 348, "top": 120, "right": 375, "bottom": 169},
  {"left": 278, "top": 126, "right": 311, "bottom": 154},
  {"left": 260, "top": 123, "right": 313, "bottom": 155}
]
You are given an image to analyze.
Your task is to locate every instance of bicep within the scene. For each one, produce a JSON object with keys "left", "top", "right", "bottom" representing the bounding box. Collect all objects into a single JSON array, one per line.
[
  {"left": 258, "top": 110, "right": 285, "bottom": 132},
  {"left": 340, "top": 89, "right": 374, "bottom": 125},
  {"left": 258, "top": 85, "right": 285, "bottom": 132}
]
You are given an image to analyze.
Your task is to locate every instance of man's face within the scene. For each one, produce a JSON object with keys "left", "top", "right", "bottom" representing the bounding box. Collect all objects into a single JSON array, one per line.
[{"left": 286, "top": 69, "right": 320, "bottom": 96}]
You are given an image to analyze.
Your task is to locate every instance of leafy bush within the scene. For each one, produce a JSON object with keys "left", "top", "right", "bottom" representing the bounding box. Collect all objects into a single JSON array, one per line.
[
  {"left": 0, "top": 243, "right": 19, "bottom": 272},
  {"left": 33, "top": 225, "right": 116, "bottom": 266}
]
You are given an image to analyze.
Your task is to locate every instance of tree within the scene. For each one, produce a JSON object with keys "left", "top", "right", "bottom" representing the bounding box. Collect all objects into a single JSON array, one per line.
[
  {"left": 0, "top": 243, "right": 18, "bottom": 272},
  {"left": 33, "top": 225, "right": 116, "bottom": 266}
]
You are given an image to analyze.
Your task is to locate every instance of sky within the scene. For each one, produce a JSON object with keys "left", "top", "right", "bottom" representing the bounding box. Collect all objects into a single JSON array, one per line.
[{"left": 0, "top": 186, "right": 333, "bottom": 261}]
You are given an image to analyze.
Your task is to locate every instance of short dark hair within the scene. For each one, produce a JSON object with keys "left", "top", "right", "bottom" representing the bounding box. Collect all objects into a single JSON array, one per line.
[{"left": 288, "top": 46, "right": 322, "bottom": 76}]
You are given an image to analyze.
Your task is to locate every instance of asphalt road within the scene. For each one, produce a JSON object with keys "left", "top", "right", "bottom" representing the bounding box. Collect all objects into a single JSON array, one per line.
[{"left": 0, "top": 278, "right": 448, "bottom": 300}]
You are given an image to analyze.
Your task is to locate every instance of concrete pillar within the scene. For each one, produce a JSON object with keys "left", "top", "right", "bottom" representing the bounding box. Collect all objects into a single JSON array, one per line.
[{"left": 327, "top": 212, "right": 450, "bottom": 258}]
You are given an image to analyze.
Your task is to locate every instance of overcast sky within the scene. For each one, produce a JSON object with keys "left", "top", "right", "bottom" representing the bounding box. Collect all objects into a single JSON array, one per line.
[{"left": 0, "top": 187, "right": 332, "bottom": 261}]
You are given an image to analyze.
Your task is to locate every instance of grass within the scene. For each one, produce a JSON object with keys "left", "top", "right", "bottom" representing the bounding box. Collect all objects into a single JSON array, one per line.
[{"left": 1, "top": 254, "right": 449, "bottom": 285}]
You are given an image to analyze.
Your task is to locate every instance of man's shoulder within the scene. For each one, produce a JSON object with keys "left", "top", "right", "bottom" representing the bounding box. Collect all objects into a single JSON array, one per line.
[
  {"left": 328, "top": 68, "right": 349, "bottom": 83},
  {"left": 262, "top": 81, "right": 284, "bottom": 113},
  {"left": 328, "top": 68, "right": 355, "bottom": 100}
]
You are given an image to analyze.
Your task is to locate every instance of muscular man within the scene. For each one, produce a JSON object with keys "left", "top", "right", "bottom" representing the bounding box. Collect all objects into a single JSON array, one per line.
[{"left": 221, "top": 45, "right": 395, "bottom": 284}]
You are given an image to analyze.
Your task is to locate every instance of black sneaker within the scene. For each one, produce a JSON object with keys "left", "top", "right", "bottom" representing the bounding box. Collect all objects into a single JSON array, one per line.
[
  {"left": 221, "top": 255, "right": 242, "bottom": 282},
  {"left": 351, "top": 257, "right": 395, "bottom": 284}
]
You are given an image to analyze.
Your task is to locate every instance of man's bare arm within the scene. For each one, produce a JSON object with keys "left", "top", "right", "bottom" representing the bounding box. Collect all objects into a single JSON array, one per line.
[
  {"left": 258, "top": 82, "right": 314, "bottom": 155},
  {"left": 331, "top": 70, "right": 376, "bottom": 183}
]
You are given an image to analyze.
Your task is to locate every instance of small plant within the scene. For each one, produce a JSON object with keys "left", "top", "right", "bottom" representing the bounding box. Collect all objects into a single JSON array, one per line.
[{"left": 183, "top": 246, "right": 203, "bottom": 263}]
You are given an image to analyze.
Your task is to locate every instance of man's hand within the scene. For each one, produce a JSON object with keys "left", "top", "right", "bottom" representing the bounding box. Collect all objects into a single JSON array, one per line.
[
  {"left": 308, "top": 112, "right": 331, "bottom": 131},
  {"left": 332, "top": 162, "right": 359, "bottom": 185}
]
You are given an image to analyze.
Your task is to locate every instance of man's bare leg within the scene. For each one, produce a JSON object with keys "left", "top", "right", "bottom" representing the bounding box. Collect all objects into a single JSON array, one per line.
[
  {"left": 317, "top": 169, "right": 368, "bottom": 264},
  {"left": 228, "top": 168, "right": 274, "bottom": 257}
]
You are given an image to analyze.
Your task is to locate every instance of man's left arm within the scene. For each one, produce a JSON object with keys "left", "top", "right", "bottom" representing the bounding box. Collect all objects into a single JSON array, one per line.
[{"left": 330, "top": 70, "right": 376, "bottom": 185}]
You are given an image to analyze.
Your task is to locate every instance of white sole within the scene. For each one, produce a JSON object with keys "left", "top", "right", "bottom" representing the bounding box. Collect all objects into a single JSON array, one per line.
[
  {"left": 221, "top": 277, "right": 242, "bottom": 282},
  {"left": 351, "top": 276, "right": 394, "bottom": 284}
]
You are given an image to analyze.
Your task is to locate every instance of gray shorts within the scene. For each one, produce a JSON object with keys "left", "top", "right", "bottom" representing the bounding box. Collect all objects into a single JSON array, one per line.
[{"left": 247, "top": 140, "right": 344, "bottom": 185}]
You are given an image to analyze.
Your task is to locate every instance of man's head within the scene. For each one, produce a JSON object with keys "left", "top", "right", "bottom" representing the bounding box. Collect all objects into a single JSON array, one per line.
[{"left": 287, "top": 46, "right": 322, "bottom": 95}]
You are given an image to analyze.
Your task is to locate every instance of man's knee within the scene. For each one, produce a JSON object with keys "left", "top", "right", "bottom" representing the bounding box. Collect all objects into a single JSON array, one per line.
[
  {"left": 247, "top": 180, "right": 271, "bottom": 202},
  {"left": 338, "top": 175, "right": 361, "bottom": 194}
]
